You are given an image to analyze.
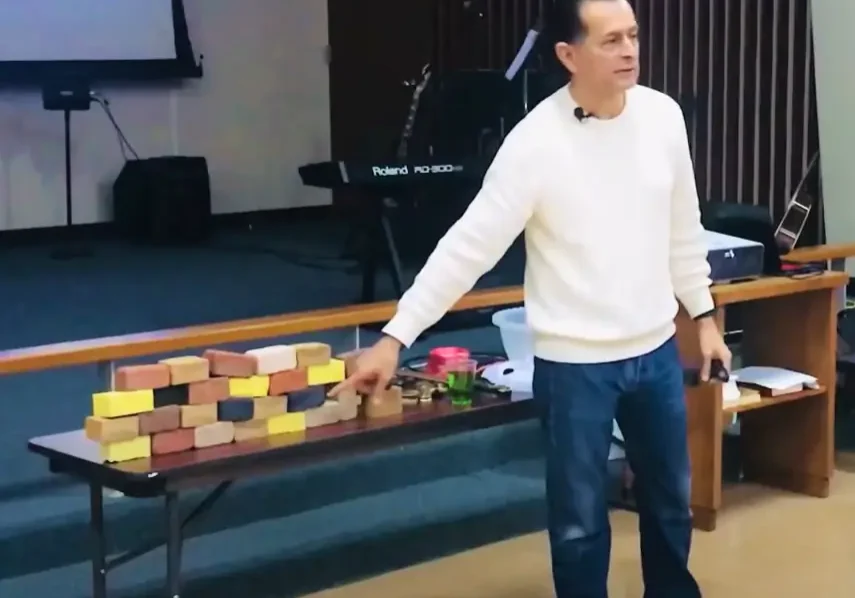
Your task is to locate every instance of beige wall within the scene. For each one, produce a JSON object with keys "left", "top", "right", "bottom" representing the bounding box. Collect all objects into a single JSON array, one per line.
[
  {"left": 812, "top": 0, "right": 855, "bottom": 270},
  {"left": 0, "top": 0, "right": 331, "bottom": 231}
]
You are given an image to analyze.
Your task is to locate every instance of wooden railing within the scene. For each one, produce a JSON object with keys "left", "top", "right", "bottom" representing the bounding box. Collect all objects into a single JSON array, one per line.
[
  {"left": 786, "top": 242, "right": 855, "bottom": 265},
  {"left": 0, "top": 287, "right": 525, "bottom": 376},
  {"left": 0, "top": 242, "right": 850, "bottom": 379},
  {"left": 1, "top": 268, "right": 849, "bottom": 380}
]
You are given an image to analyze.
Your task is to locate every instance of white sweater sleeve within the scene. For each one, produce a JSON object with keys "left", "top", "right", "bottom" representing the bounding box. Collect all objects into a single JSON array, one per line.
[
  {"left": 668, "top": 103, "right": 714, "bottom": 318},
  {"left": 382, "top": 137, "right": 538, "bottom": 347}
]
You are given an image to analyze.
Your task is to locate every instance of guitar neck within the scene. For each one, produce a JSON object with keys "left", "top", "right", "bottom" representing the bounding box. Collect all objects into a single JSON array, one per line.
[{"left": 396, "top": 71, "right": 431, "bottom": 159}]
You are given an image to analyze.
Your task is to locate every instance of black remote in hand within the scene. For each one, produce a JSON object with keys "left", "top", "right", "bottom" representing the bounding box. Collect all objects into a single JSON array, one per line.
[
  {"left": 683, "top": 359, "right": 729, "bottom": 386},
  {"left": 708, "top": 359, "right": 729, "bottom": 382}
]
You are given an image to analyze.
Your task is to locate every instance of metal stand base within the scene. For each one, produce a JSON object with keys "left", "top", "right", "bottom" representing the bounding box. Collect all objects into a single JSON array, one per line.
[
  {"left": 89, "top": 482, "right": 231, "bottom": 598},
  {"left": 358, "top": 198, "right": 404, "bottom": 303}
]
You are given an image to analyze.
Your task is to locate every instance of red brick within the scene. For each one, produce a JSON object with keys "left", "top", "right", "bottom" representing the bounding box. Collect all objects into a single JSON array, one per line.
[
  {"left": 138, "top": 405, "right": 181, "bottom": 435},
  {"left": 187, "top": 377, "right": 230, "bottom": 405},
  {"left": 114, "top": 364, "right": 171, "bottom": 391},
  {"left": 152, "top": 428, "right": 195, "bottom": 455},
  {"left": 203, "top": 349, "right": 258, "bottom": 377},
  {"left": 268, "top": 369, "right": 308, "bottom": 395}
]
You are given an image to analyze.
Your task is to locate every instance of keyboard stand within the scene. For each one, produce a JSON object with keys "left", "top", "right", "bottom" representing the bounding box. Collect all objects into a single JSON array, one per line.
[
  {"left": 359, "top": 195, "right": 404, "bottom": 303},
  {"left": 298, "top": 157, "right": 492, "bottom": 304}
]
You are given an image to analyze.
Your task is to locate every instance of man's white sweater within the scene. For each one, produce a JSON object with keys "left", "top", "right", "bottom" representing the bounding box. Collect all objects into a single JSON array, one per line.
[{"left": 384, "top": 84, "right": 713, "bottom": 363}]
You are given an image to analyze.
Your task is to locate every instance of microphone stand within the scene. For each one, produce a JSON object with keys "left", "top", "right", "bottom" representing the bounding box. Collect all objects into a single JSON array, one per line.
[
  {"left": 504, "top": 18, "right": 543, "bottom": 114},
  {"left": 42, "top": 83, "right": 94, "bottom": 260}
]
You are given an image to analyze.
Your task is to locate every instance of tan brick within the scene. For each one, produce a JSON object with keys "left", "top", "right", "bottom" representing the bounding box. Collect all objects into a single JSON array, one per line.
[
  {"left": 194, "top": 422, "right": 235, "bottom": 448},
  {"left": 159, "top": 356, "right": 210, "bottom": 385},
  {"left": 85, "top": 415, "right": 139, "bottom": 443},
  {"left": 180, "top": 403, "right": 218, "bottom": 428}
]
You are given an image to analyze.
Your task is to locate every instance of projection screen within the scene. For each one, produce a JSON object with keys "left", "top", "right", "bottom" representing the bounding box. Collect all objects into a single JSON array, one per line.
[{"left": 0, "top": 0, "right": 176, "bottom": 62}]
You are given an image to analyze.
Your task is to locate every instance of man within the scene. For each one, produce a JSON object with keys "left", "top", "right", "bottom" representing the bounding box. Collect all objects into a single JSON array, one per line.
[{"left": 331, "top": 0, "right": 730, "bottom": 596}]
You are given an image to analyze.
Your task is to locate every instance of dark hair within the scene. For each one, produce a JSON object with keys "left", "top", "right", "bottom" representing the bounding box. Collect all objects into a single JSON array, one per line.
[
  {"left": 546, "top": 0, "right": 585, "bottom": 43},
  {"left": 547, "top": 0, "right": 619, "bottom": 43}
]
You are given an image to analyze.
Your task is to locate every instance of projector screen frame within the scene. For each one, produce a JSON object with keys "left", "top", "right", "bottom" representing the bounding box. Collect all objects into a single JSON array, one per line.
[{"left": 0, "top": 0, "right": 201, "bottom": 88}]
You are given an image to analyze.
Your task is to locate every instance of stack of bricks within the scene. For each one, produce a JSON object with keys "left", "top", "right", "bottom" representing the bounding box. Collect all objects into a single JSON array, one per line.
[
  {"left": 84, "top": 342, "right": 403, "bottom": 463},
  {"left": 337, "top": 348, "right": 404, "bottom": 419}
]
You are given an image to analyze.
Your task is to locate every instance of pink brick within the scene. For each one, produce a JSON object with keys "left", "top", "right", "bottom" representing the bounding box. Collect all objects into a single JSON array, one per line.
[
  {"left": 203, "top": 349, "right": 258, "bottom": 377},
  {"left": 114, "top": 364, "right": 171, "bottom": 391}
]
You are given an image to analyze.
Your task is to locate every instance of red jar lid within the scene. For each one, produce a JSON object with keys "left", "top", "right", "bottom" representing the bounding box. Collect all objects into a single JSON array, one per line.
[{"left": 425, "top": 346, "right": 470, "bottom": 375}]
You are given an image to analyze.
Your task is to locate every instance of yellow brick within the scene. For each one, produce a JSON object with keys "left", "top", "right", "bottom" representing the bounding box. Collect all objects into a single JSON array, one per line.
[
  {"left": 100, "top": 435, "right": 151, "bottom": 463},
  {"left": 228, "top": 375, "right": 270, "bottom": 398},
  {"left": 267, "top": 429, "right": 306, "bottom": 448},
  {"left": 267, "top": 413, "right": 306, "bottom": 435},
  {"left": 92, "top": 390, "right": 154, "bottom": 418},
  {"left": 306, "top": 359, "right": 345, "bottom": 386}
]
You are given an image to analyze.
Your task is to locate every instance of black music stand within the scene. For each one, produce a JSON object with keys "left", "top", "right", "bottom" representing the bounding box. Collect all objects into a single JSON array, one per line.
[{"left": 42, "top": 83, "right": 94, "bottom": 260}]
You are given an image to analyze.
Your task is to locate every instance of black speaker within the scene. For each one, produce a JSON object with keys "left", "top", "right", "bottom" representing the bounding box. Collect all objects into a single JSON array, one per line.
[{"left": 113, "top": 156, "right": 211, "bottom": 244}]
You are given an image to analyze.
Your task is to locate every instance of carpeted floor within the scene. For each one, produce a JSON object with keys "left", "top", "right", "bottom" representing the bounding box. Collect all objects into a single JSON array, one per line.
[
  {"left": 0, "top": 219, "right": 542, "bottom": 597},
  {"left": 1, "top": 219, "right": 853, "bottom": 597}
]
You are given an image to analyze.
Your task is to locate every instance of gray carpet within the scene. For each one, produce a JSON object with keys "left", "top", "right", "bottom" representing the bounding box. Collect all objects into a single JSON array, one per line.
[
  {"left": 1, "top": 221, "right": 852, "bottom": 596},
  {"left": 0, "top": 222, "right": 543, "bottom": 597}
]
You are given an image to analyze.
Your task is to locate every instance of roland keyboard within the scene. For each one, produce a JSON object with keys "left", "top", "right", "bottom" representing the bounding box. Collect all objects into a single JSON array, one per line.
[{"left": 298, "top": 158, "right": 489, "bottom": 190}]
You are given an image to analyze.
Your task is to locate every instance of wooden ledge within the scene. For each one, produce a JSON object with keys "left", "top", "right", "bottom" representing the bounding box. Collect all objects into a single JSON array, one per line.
[
  {"left": 785, "top": 242, "right": 855, "bottom": 264},
  {"left": 0, "top": 286, "right": 524, "bottom": 375},
  {"left": 0, "top": 271, "right": 847, "bottom": 377},
  {"left": 711, "top": 271, "right": 848, "bottom": 306}
]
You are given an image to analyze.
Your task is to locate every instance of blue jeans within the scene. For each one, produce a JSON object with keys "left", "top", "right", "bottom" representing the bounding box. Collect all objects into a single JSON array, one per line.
[{"left": 534, "top": 337, "right": 701, "bottom": 598}]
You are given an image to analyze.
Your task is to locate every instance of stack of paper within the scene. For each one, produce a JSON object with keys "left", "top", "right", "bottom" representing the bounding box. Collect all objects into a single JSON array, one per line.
[{"left": 732, "top": 366, "right": 818, "bottom": 396}]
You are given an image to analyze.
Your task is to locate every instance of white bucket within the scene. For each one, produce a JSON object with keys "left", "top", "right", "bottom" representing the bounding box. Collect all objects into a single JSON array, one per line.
[{"left": 491, "top": 307, "right": 534, "bottom": 364}]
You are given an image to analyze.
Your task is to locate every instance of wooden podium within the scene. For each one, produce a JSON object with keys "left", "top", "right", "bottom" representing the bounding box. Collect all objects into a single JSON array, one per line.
[{"left": 676, "top": 272, "right": 847, "bottom": 531}]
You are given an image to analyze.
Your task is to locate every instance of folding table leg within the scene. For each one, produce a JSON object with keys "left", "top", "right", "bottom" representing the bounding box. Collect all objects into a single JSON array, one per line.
[
  {"left": 90, "top": 483, "right": 108, "bottom": 598},
  {"left": 165, "top": 492, "right": 182, "bottom": 597}
]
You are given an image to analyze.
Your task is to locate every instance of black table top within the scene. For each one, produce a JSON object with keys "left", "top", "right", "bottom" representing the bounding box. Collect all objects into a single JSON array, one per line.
[{"left": 29, "top": 395, "right": 536, "bottom": 497}]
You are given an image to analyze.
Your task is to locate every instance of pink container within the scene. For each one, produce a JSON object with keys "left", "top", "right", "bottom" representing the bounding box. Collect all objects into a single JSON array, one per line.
[{"left": 425, "top": 347, "right": 471, "bottom": 376}]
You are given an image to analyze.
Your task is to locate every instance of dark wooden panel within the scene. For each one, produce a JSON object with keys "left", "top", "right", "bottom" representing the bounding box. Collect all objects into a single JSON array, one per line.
[
  {"left": 327, "top": 0, "right": 437, "bottom": 211},
  {"left": 434, "top": 0, "right": 821, "bottom": 238},
  {"left": 328, "top": 0, "right": 436, "bottom": 159}
]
